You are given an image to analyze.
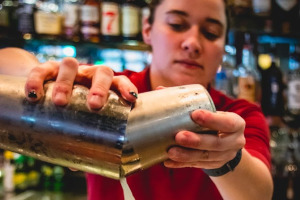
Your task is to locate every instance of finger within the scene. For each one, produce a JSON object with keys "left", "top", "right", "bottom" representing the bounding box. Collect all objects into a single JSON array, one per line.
[
  {"left": 25, "top": 61, "right": 60, "bottom": 102},
  {"left": 191, "top": 109, "right": 245, "bottom": 134},
  {"left": 87, "top": 65, "right": 114, "bottom": 110},
  {"left": 69, "top": 168, "right": 78, "bottom": 171},
  {"left": 167, "top": 146, "right": 236, "bottom": 163},
  {"left": 111, "top": 75, "right": 138, "bottom": 102},
  {"left": 52, "top": 57, "right": 79, "bottom": 106},
  {"left": 175, "top": 130, "right": 245, "bottom": 151},
  {"left": 164, "top": 159, "right": 223, "bottom": 169},
  {"left": 155, "top": 86, "right": 166, "bottom": 90},
  {"left": 76, "top": 65, "right": 98, "bottom": 87}
]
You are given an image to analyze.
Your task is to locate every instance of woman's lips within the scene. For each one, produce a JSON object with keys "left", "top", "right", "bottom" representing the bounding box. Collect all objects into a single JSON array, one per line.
[{"left": 174, "top": 60, "right": 203, "bottom": 69}]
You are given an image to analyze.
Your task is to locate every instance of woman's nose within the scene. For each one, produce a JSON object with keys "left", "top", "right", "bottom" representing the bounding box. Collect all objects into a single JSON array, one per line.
[{"left": 181, "top": 28, "right": 202, "bottom": 58}]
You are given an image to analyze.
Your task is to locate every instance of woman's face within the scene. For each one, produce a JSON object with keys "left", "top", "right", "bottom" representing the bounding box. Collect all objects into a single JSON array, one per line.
[{"left": 143, "top": 0, "right": 227, "bottom": 88}]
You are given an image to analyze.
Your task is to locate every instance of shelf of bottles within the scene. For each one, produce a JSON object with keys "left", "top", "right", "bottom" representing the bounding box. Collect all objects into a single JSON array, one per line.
[
  {"left": 0, "top": 0, "right": 152, "bottom": 72},
  {"left": 217, "top": 31, "right": 300, "bottom": 199}
]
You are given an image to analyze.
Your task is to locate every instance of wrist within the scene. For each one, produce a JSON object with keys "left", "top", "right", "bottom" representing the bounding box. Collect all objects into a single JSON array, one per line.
[{"left": 203, "top": 149, "right": 242, "bottom": 177}]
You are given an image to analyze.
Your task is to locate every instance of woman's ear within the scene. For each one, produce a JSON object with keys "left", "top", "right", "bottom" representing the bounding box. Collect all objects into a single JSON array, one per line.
[{"left": 142, "top": 17, "right": 152, "bottom": 45}]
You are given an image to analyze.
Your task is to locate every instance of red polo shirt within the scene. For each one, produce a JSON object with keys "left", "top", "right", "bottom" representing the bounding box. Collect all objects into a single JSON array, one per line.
[{"left": 86, "top": 67, "right": 271, "bottom": 200}]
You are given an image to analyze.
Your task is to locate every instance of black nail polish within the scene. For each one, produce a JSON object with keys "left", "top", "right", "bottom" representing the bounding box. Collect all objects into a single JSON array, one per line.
[
  {"left": 28, "top": 91, "right": 37, "bottom": 99},
  {"left": 129, "top": 91, "right": 138, "bottom": 99}
]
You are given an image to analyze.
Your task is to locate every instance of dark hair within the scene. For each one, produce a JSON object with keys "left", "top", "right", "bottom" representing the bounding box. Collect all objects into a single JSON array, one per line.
[{"left": 148, "top": 0, "right": 163, "bottom": 25}]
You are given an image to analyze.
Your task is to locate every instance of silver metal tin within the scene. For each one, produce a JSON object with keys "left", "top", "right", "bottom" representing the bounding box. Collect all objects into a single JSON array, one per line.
[{"left": 0, "top": 74, "right": 216, "bottom": 179}]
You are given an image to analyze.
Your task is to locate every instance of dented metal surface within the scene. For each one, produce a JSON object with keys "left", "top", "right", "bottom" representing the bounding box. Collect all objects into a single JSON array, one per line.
[{"left": 0, "top": 74, "right": 216, "bottom": 179}]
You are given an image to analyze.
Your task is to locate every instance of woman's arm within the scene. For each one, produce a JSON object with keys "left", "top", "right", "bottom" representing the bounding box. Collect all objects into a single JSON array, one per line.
[{"left": 0, "top": 47, "right": 40, "bottom": 76}]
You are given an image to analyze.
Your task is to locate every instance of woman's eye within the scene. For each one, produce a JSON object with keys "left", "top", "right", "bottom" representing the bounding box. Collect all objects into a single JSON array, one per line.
[
  {"left": 169, "top": 23, "right": 187, "bottom": 31},
  {"left": 203, "top": 31, "right": 219, "bottom": 41}
]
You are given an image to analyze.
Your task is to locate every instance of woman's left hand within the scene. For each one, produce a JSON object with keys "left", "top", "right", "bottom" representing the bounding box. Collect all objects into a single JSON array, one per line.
[{"left": 164, "top": 109, "right": 246, "bottom": 170}]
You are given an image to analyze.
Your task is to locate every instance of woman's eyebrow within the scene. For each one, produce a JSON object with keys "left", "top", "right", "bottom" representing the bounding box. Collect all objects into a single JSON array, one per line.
[
  {"left": 205, "top": 18, "right": 224, "bottom": 29},
  {"left": 166, "top": 10, "right": 188, "bottom": 17}
]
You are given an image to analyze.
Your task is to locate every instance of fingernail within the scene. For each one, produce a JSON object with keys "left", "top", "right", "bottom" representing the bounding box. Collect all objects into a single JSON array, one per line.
[
  {"left": 90, "top": 94, "right": 101, "bottom": 103},
  {"left": 54, "top": 92, "right": 67, "bottom": 102},
  {"left": 129, "top": 91, "right": 138, "bottom": 99},
  {"left": 28, "top": 90, "right": 37, "bottom": 99},
  {"left": 89, "top": 94, "right": 105, "bottom": 110}
]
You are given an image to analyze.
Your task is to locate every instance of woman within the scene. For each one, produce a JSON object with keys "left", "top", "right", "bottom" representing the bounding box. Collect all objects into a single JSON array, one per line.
[{"left": 3, "top": 0, "right": 273, "bottom": 199}]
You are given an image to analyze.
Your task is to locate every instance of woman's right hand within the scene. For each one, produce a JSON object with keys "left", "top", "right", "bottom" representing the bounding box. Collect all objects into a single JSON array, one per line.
[{"left": 24, "top": 57, "right": 138, "bottom": 109}]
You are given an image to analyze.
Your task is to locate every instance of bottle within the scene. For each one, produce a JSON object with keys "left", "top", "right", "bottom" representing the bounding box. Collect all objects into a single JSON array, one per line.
[
  {"left": 26, "top": 157, "right": 41, "bottom": 190},
  {"left": 0, "top": 75, "right": 216, "bottom": 180},
  {"left": 121, "top": 0, "right": 141, "bottom": 41},
  {"left": 80, "top": 0, "right": 100, "bottom": 43},
  {"left": 231, "top": 0, "right": 252, "bottom": 16},
  {"left": 258, "top": 43, "right": 285, "bottom": 117},
  {"left": 52, "top": 165, "right": 64, "bottom": 192},
  {"left": 3, "top": 151, "right": 15, "bottom": 193},
  {"left": 16, "top": 0, "right": 36, "bottom": 40},
  {"left": 101, "top": 0, "right": 121, "bottom": 42},
  {"left": 271, "top": 0, "right": 299, "bottom": 34},
  {"left": 0, "top": 0, "right": 11, "bottom": 34},
  {"left": 62, "top": 0, "right": 81, "bottom": 42},
  {"left": 34, "top": 0, "right": 63, "bottom": 39},
  {"left": 0, "top": 0, "right": 18, "bottom": 36},
  {"left": 0, "top": 149, "right": 4, "bottom": 193},
  {"left": 236, "top": 33, "right": 260, "bottom": 103},
  {"left": 252, "top": 0, "right": 271, "bottom": 17},
  {"left": 284, "top": 45, "right": 300, "bottom": 128},
  {"left": 13, "top": 154, "right": 29, "bottom": 193},
  {"left": 214, "top": 46, "right": 236, "bottom": 98}
]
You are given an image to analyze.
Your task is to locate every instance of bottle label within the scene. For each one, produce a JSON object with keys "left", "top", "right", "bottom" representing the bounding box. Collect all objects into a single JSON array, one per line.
[
  {"left": 276, "top": 0, "right": 297, "bottom": 11},
  {"left": 252, "top": 0, "right": 271, "bottom": 13},
  {"left": 122, "top": 5, "right": 140, "bottom": 37},
  {"left": 17, "top": 5, "right": 35, "bottom": 33},
  {"left": 287, "top": 79, "right": 300, "bottom": 110},
  {"left": 80, "top": 5, "right": 99, "bottom": 24},
  {"left": 101, "top": 2, "right": 120, "bottom": 36},
  {"left": 34, "top": 11, "right": 62, "bottom": 35},
  {"left": 238, "top": 76, "right": 256, "bottom": 102},
  {"left": 63, "top": 4, "right": 79, "bottom": 27},
  {"left": 234, "top": 0, "right": 251, "bottom": 7}
]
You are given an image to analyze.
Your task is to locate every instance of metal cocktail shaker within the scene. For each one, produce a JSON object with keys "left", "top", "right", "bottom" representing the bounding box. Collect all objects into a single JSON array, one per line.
[{"left": 0, "top": 74, "right": 216, "bottom": 179}]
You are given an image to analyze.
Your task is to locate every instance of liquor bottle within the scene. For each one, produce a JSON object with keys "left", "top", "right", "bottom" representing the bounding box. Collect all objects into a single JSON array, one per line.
[
  {"left": 0, "top": 0, "right": 11, "bottom": 34},
  {"left": 236, "top": 33, "right": 260, "bottom": 103},
  {"left": 3, "top": 151, "right": 15, "bottom": 193},
  {"left": 62, "top": 0, "right": 81, "bottom": 42},
  {"left": 52, "top": 165, "right": 64, "bottom": 192},
  {"left": 13, "top": 154, "right": 29, "bottom": 193},
  {"left": 0, "top": 149, "right": 4, "bottom": 193},
  {"left": 252, "top": 0, "right": 271, "bottom": 17},
  {"left": 214, "top": 45, "right": 236, "bottom": 98},
  {"left": 121, "top": 0, "right": 141, "bottom": 41},
  {"left": 26, "top": 157, "right": 41, "bottom": 190},
  {"left": 80, "top": 0, "right": 100, "bottom": 43},
  {"left": 34, "top": 0, "right": 63, "bottom": 39},
  {"left": 0, "top": 0, "right": 18, "bottom": 36},
  {"left": 271, "top": 0, "right": 299, "bottom": 34},
  {"left": 16, "top": 0, "right": 36, "bottom": 40},
  {"left": 101, "top": 0, "right": 121, "bottom": 42},
  {"left": 284, "top": 45, "right": 300, "bottom": 128},
  {"left": 258, "top": 43, "right": 285, "bottom": 117},
  {"left": 231, "top": 0, "right": 252, "bottom": 16}
]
